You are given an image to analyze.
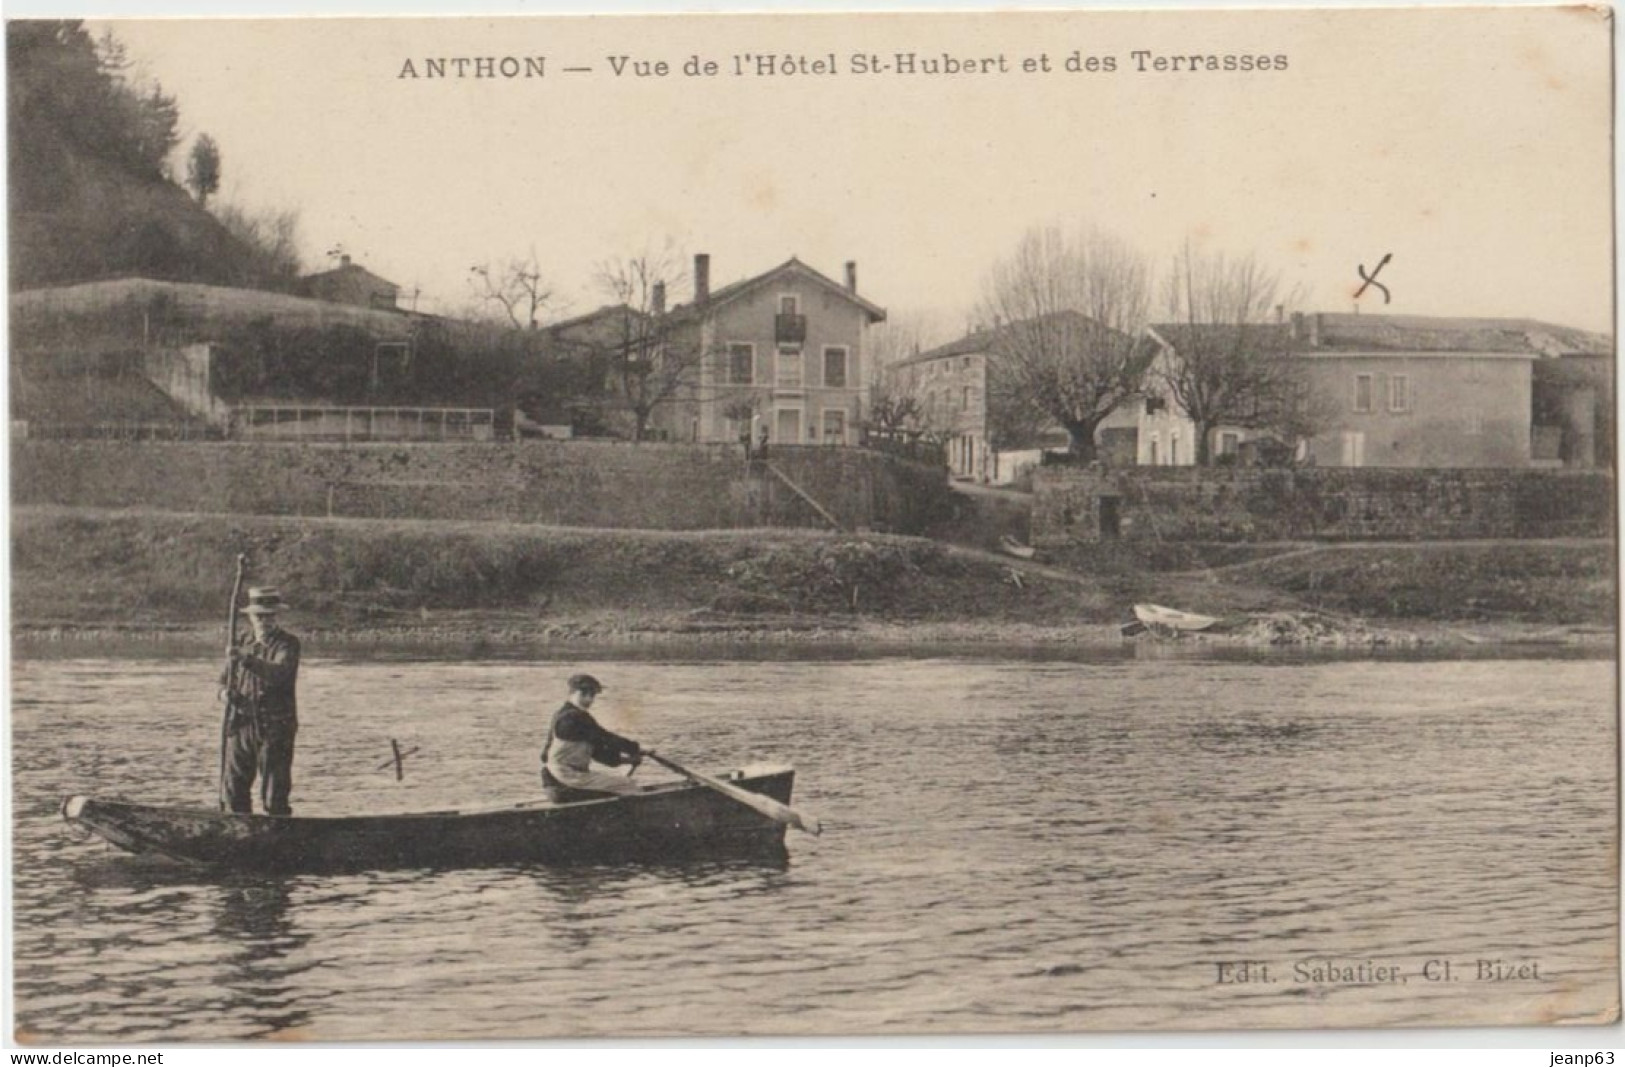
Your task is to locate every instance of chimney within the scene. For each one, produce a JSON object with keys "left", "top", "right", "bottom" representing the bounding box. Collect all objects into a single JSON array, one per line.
[
  {"left": 1310, "top": 312, "right": 1323, "bottom": 347},
  {"left": 845, "top": 260, "right": 858, "bottom": 293},
  {"left": 1290, "top": 311, "right": 1305, "bottom": 342},
  {"left": 1274, "top": 304, "right": 1284, "bottom": 324},
  {"left": 694, "top": 253, "right": 710, "bottom": 305},
  {"left": 652, "top": 281, "right": 666, "bottom": 315},
  {"left": 340, "top": 254, "right": 352, "bottom": 269}
]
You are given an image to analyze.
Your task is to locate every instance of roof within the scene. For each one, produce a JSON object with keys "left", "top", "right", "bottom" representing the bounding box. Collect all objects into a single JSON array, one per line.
[
  {"left": 1147, "top": 322, "right": 1292, "bottom": 351},
  {"left": 547, "top": 303, "right": 645, "bottom": 334},
  {"left": 300, "top": 261, "right": 400, "bottom": 292},
  {"left": 897, "top": 310, "right": 1130, "bottom": 368},
  {"left": 672, "top": 257, "right": 886, "bottom": 324},
  {"left": 1291, "top": 313, "right": 1612, "bottom": 357}
]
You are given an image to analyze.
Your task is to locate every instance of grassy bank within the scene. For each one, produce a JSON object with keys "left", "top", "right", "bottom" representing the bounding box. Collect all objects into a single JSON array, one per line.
[
  {"left": 11, "top": 507, "right": 1116, "bottom": 628},
  {"left": 11, "top": 507, "right": 1615, "bottom": 649}
]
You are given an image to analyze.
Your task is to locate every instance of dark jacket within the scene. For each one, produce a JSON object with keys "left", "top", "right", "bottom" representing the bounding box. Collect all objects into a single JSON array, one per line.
[
  {"left": 222, "top": 627, "right": 301, "bottom": 725},
  {"left": 542, "top": 702, "right": 640, "bottom": 771}
]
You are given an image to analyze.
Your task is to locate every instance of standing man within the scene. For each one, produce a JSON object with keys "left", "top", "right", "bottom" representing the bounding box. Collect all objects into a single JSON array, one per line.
[
  {"left": 221, "top": 586, "right": 301, "bottom": 816},
  {"left": 541, "top": 674, "right": 644, "bottom": 803}
]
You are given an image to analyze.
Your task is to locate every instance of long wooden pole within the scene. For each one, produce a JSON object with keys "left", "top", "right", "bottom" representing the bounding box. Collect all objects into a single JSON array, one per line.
[
  {"left": 217, "top": 554, "right": 247, "bottom": 810},
  {"left": 644, "top": 751, "right": 821, "bottom": 836}
]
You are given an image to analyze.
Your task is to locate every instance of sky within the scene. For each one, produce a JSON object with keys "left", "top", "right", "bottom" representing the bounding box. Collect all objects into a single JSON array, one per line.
[{"left": 73, "top": 6, "right": 1616, "bottom": 337}]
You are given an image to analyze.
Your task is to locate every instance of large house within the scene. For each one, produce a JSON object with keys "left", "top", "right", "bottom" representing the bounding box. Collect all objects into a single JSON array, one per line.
[
  {"left": 884, "top": 314, "right": 1107, "bottom": 484},
  {"left": 299, "top": 254, "right": 402, "bottom": 311},
  {"left": 1138, "top": 313, "right": 1612, "bottom": 468},
  {"left": 885, "top": 309, "right": 1611, "bottom": 475},
  {"left": 652, "top": 254, "right": 886, "bottom": 446}
]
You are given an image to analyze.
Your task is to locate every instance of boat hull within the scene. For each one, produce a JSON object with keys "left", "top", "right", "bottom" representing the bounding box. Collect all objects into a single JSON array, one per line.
[
  {"left": 62, "top": 766, "right": 796, "bottom": 872},
  {"left": 1132, "top": 602, "right": 1218, "bottom": 632}
]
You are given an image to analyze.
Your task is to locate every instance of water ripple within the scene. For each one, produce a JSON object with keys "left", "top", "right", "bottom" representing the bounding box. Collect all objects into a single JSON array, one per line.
[{"left": 11, "top": 655, "right": 1617, "bottom": 1039}]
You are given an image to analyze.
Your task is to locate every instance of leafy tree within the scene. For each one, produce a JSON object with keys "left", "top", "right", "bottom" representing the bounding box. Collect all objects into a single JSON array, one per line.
[
  {"left": 186, "top": 133, "right": 221, "bottom": 206},
  {"left": 8, "top": 22, "right": 179, "bottom": 182}
]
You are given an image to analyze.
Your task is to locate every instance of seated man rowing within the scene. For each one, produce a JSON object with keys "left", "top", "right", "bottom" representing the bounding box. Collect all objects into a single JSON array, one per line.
[{"left": 540, "top": 673, "right": 648, "bottom": 803}]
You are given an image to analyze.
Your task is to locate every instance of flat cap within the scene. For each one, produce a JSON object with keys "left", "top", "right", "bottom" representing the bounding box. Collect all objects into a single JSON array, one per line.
[{"left": 567, "top": 673, "right": 605, "bottom": 694}]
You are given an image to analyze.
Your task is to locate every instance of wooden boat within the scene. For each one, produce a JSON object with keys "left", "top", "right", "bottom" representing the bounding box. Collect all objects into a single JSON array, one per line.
[
  {"left": 61, "top": 764, "right": 797, "bottom": 872},
  {"left": 1132, "top": 603, "right": 1219, "bottom": 632},
  {"left": 999, "top": 535, "right": 1037, "bottom": 560}
]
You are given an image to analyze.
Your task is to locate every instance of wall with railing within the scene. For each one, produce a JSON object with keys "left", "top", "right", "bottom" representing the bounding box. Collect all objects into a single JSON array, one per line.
[{"left": 231, "top": 405, "right": 495, "bottom": 442}]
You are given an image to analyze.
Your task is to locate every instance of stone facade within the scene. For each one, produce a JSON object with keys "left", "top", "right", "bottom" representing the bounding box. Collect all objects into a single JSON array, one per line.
[{"left": 1032, "top": 466, "right": 1614, "bottom": 544}]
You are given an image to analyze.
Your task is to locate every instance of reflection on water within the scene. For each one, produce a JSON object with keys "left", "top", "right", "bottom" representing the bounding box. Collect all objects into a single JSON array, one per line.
[
  {"left": 214, "top": 881, "right": 313, "bottom": 1039},
  {"left": 11, "top": 653, "right": 1618, "bottom": 1040}
]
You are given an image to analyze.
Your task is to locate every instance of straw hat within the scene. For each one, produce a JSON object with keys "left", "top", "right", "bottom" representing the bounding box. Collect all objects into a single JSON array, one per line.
[{"left": 240, "top": 586, "right": 286, "bottom": 616}]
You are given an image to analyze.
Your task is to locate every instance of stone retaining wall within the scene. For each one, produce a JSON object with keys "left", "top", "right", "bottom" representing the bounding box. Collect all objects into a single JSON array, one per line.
[
  {"left": 1032, "top": 466, "right": 1614, "bottom": 544},
  {"left": 12, "top": 440, "right": 952, "bottom": 533}
]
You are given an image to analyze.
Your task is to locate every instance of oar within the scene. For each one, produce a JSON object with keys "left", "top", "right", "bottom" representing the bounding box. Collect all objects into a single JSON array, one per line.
[
  {"left": 217, "top": 553, "right": 247, "bottom": 810},
  {"left": 644, "top": 751, "right": 821, "bottom": 836}
]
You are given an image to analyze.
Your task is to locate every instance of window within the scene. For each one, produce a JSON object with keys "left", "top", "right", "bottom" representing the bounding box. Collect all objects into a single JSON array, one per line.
[
  {"left": 823, "top": 409, "right": 846, "bottom": 444},
  {"left": 1389, "top": 374, "right": 1411, "bottom": 413},
  {"left": 1171, "top": 431, "right": 1181, "bottom": 466},
  {"left": 779, "top": 295, "right": 799, "bottom": 316},
  {"left": 962, "top": 386, "right": 971, "bottom": 412},
  {"left": 1149, "top": 434, "right": 1159, "bottom": 465},
  {"left": 823, "top": 346, "right": 848, "bottom": 388},
  {"left": 1353, "top": 374, "right": 1374, "bottom": 413},
  {"left": 777, "top": 345, "right": 802, "bottom": 387},
  {"left": 727, "top": 343, "right": 754, "bottom": 385},
  {"left": 1219, "top": 432, "right": 1240, "bottom": 456}
]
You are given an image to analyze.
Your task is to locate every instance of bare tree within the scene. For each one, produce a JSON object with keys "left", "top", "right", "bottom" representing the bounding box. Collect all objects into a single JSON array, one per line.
[
  {"left": 593, "top": 247, "right": 710, "bottom": 443},
  {"left": 981, "top": 226, "right": 1154, "bottom": 462},
  {"left": 1157, "top": 240, "right": 1313, "bottom": 465},
  {"left": 213, "top": 200, "right": 303, "bottom": 287},
  {"left": 864, "top": 309, "right": 948, "bottom": 390},
  {"left": 468, "top": 249, "right": 556, "bottom": 329},
  {"left": 983, "top": 366, "right": 1052, "bottom": 453},
  {"left": 862, "top": 386, "right": 922, "bottom": 436}
]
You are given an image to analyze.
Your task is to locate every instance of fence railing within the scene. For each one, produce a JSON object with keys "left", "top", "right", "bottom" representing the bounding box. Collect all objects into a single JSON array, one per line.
[
  {"left": 231, "top": 405, "right": 496, "bottom": 442},
  {"left": 858, "top": 429, "right": 946, "bottom": 467}
]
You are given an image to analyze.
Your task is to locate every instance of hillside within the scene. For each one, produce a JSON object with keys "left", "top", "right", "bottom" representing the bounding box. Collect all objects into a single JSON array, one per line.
[
  {"left": 8, "top": 21, "right": 277, "bottom": 292},
  {"left": 10, "top": 134, "right": 275, "bottom": 292}
]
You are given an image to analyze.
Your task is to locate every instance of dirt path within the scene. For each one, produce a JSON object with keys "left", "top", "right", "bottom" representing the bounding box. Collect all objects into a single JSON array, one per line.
[{"left": 1171, "top": 537, "right": 1615, "bottom": 577}]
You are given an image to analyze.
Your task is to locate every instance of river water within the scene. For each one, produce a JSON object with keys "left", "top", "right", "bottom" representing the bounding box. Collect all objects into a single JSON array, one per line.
[{"left": 9, "top": 648, "right": 1618, "bottom": 1041}]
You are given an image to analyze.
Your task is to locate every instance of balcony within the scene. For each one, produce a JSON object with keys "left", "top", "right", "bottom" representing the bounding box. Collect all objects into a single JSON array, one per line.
[{"left": 775, "top": 313, "right": 807, "bottom": 345}]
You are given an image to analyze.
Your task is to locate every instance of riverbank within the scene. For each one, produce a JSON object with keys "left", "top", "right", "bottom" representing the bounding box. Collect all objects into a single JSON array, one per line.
[{"left": 11, "top": 506, "right": 1616, "bottom": 654}]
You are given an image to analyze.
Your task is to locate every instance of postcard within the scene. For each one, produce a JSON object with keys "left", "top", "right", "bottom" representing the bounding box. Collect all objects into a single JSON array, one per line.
[{"left": 6, "top": 5, "right": 1617, "bottom": 1045}]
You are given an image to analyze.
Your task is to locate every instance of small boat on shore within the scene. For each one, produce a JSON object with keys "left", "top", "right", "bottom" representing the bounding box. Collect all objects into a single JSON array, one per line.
[
  {"left": 62, "top": 764, "right": 800, "bottom": 873},
  {"left": 999, "top": 535, "right": 1037, "bottom": 560},
  {"left": 1132, "top": 603, "right": 1220, "bottom": 632}
]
